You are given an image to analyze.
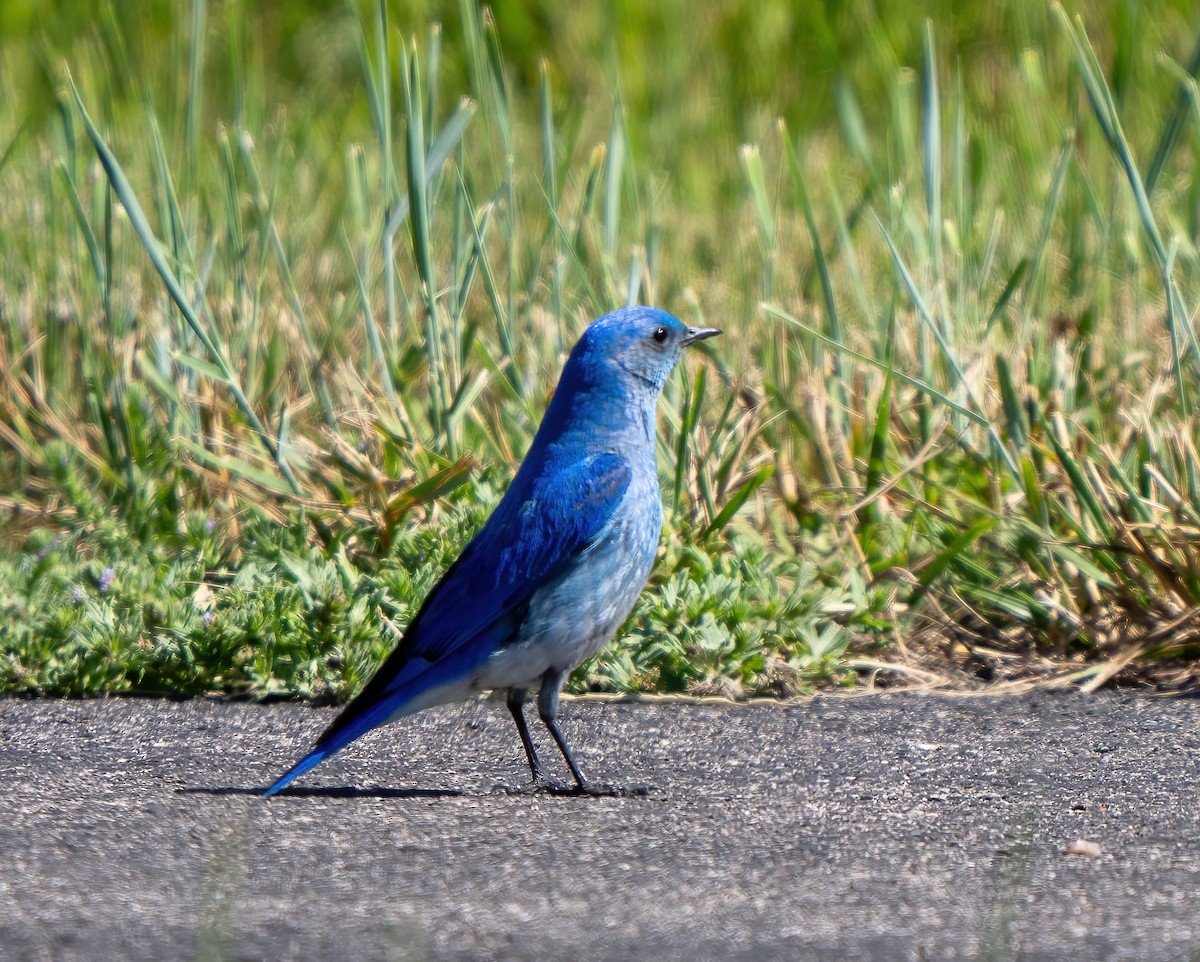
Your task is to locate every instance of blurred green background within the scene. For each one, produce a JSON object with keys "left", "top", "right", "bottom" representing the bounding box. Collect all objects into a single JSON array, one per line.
[
  {"left": 8, "top": 0, "right": 1198, "bottom": 202},
  {"left": 3, "top": 1, "right": 1200, "bottom": 700}
]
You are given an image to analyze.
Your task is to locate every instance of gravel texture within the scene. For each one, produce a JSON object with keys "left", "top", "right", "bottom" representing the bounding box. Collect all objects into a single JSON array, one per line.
[{"left": 2, "top": 691, "right": 1199, "bottom": 961}]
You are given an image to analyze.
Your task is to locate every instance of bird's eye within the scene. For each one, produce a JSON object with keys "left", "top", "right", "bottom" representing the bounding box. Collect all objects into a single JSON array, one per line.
[{"left": 652, "top": 326, "right": 669, "bottom": 344}]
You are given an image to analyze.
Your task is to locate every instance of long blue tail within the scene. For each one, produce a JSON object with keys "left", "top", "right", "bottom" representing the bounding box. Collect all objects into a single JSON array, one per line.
[
  {"left": 261, "top": 698, "right": 401, "bottom": 797},
  {"left": 260, "top": 656, "right": 473, "bottom": 797},
  {"left": 262, "top": 747, "right": 333, "bottom": 797}
]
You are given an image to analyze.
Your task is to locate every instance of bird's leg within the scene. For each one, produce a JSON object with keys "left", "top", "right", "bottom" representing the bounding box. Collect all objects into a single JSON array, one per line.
[
  {"left": 506, "top": 687, "right": 569, "bottom": 791},
  {"left": 536, "top": 669, "right": 647, "bottom": 797}
]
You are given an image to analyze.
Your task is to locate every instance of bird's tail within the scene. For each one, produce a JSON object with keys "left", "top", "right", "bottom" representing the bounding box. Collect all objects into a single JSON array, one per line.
[
  {"left": 260, "top": 701, "right": 396, "bottom": 798},
  {"left": 260, "top": 657, "right": 470, "bottom": 798},
  {"left": 262, "top": 746, "right": 332, "bottom": 797}
]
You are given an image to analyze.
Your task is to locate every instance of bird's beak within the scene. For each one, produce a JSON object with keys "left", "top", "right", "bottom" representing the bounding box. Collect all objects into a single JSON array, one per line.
[{"left": 681, "top": 327, "right": 722, "bottom": 346}]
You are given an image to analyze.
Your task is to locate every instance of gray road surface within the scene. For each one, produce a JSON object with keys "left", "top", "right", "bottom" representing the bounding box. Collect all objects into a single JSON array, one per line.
[{"left": 2, "top": 691, "right": 1199, "bottom": 961}]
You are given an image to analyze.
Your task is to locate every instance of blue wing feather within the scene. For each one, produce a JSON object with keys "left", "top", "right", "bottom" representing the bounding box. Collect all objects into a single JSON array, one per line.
[{"left": 312, "top": 452, "right": 632, "bottom": 748}]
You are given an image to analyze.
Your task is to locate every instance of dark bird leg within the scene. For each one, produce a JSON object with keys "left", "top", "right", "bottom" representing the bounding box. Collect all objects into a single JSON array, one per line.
[
  {"left": 507, "top": 687, "right": 570, "bottom": 792},
  {"left": 536, "top": 668, "right": 647, "bottom": 797}
]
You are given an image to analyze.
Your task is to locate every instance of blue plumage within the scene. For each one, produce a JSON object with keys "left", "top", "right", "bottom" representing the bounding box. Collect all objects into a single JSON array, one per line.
[{"left": 263, "top": 306, "right": 720, "bottom": 797}]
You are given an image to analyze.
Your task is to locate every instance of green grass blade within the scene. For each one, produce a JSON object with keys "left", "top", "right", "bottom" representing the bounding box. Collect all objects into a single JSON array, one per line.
[
  {"left": 1053, "top": 4, "right": 1200, "bottom": 377},
  {"left": 923, "top": 20, "right": 943, "bottom": 284},
  {"left": 343, "top": 230, "right": 399, "bottom": 409},
  {"left": 604, "top": 98, "right": 625, "bottom": 261},
  {"left": 763, "top": 304, "right": 989, "bottom": 428},
  {"left": 702, "top": 464, "right": 774, "bottom": 540},
  {"left": 68, "top": 74, "right": 300, "bottom": 495},
  {"left": 383, "top": 97, "right": 476, "bottom": 241},
  {"left": 1145, "top": 34, "right": 1200, "bottom": 193},
  {"left": 873, "top": 213, "right": 1019, "bottom": 478},
  {"left": 995, "top": 355, "right": 1027, "bottom": 452},
  {"left": 55, "top": 162, "right": 105, "bottom": 287},
  {"left": 400, "top": 40, "right": 450, "bottom": 443},
  {"left": 740, "top": 142, "right": 776, "bottom": 300},
  {"left": 779, "top": 120, "right": 845, "bottom": 421},
  {"left": 1021, "top": 134, "right": 1072, "bottom": 317},
  {"left": 910, "top": 517, "right": 996, "bottom": 598}
]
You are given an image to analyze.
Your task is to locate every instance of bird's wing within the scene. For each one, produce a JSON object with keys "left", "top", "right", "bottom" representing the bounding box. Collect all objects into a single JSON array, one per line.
[
  {"left": 408, "top": 450, "right": 633, "bottom": 658},
  {"left": 316, "top": 452, "right": 632, "bottom": 743}
]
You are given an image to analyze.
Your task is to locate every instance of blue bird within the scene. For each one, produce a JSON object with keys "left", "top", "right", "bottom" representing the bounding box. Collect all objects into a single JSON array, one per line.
[{"left": 263, "top": 306, "right": 720, "bottom": 797}]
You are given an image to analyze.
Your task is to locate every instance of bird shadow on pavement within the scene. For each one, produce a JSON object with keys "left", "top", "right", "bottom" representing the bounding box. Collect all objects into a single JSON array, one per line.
[{"left": 178, "top": 785, "right": 463, "bottom": 800}]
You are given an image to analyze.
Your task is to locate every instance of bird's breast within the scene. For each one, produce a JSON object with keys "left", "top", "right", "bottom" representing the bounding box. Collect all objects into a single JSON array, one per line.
[{"left": 477, "top": 467, "right": 662, "bottom": 690}]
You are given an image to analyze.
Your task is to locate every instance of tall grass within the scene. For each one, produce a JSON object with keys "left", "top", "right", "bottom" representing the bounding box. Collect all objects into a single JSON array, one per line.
[{"left": 3, "top": 0, "right": 1200, "bottom": 698}]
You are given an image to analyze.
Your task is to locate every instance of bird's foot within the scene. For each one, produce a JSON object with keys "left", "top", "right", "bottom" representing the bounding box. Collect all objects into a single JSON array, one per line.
[
  {"left": 495, "top": 776, "right": 576, "bottom": 796},
  {"left": 545, "top": 779, "right": 651, "bottom": 798},
  {"left": 498, "top": 769, "right": 652, "bottom": 797}
]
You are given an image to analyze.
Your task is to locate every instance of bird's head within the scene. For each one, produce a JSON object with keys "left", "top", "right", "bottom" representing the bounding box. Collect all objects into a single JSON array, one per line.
[{"left": 571, "top": 306, "right": 721, "bottom": 393}]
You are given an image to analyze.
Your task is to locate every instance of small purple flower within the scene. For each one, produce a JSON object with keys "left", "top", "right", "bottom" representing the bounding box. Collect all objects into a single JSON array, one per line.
[
  {"left": 205, "top": 517, "right": 216, "bottom": 534},
  {"left": 72, "top": 586, "right": 84, "bottom": 603},
  {"left": 98, "top": 567, "right": 115, "bottom": 593},
  {"left": 203, "top": 610, "right": 214, "bottom": 625}
]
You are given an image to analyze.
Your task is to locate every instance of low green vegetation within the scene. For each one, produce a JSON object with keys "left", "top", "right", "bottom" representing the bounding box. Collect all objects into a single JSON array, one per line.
[
  {"left": 0, "top": 496, "right": 885, "bottom": 698},
  {"left": 3, "top": 1, "right": 1200, "bottom": 699}
]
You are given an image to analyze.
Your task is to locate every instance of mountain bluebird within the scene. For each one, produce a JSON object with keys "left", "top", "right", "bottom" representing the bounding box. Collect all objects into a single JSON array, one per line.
[{"left": 263, "top": 306, "right": 720, "bottom": 797}]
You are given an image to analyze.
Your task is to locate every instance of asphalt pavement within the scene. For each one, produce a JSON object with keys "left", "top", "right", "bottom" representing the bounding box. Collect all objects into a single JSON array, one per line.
[{"left": 2, "top": 691, "right": 1198, "bottom": 961}]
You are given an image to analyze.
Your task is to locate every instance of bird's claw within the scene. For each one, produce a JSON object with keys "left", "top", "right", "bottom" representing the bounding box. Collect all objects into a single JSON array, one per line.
[
  {"left": 498, "top": 775, "right": 648, "bottom": 797},
  {"left": 495, "top": 777, "right": 577, "bottom": 796},
  {"left": 544, "top": 780, "right": 650, "bottom": 798}
]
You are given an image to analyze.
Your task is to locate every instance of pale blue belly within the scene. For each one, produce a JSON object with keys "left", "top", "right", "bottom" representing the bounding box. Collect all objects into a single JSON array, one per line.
[{"left": 476, "top": 487, "right": 661, "bottom": 690}]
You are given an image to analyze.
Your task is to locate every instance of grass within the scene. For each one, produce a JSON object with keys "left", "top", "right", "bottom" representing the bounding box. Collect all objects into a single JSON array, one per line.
[{"left": 3, "top": 0, "right": 1200, "bottom": 699}]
